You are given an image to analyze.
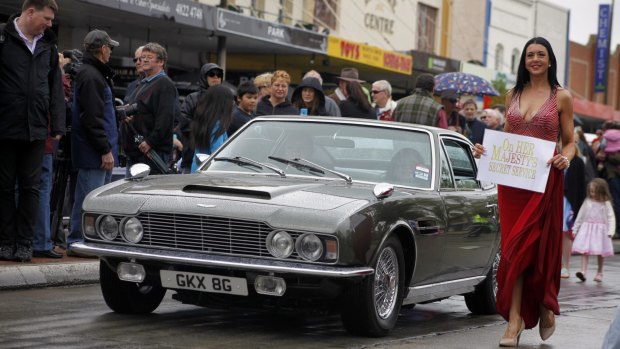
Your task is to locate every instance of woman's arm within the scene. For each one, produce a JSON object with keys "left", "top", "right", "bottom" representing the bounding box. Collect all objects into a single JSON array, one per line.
[
  {"left": 572, "top": 198, "right": 588, "bottom": 236},
  {"left": 555, "top": 89, "right": 576, "bottom": 164}
]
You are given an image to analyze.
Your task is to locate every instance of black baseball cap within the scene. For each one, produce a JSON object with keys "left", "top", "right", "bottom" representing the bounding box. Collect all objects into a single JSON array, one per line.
[{"left": 83, "top": 29, "right": 119, "bottom": 50}]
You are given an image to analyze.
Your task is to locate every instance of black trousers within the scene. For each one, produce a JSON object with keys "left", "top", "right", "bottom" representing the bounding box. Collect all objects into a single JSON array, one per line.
[{"left": 0, "top": 139, "right": 45, "bottom": 245}]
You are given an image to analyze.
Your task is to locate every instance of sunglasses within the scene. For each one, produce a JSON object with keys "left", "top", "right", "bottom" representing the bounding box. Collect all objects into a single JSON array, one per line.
[
  {"left": 132, "top": 57, "right": 140, "bottom": 63},
  {"left": 107, "top": 44, "right": 114, "bottom": 52},
  {"left": 208, "top": 71, "right": 223, "bottom": 78},
  {"left": 371, "top": 90, "right": 383, "bottom": 94}
]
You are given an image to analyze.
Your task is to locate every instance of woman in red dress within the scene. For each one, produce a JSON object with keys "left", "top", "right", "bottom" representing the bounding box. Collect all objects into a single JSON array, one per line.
[{"left": 473, "top": 37, "right": 576, "bottom": 347}]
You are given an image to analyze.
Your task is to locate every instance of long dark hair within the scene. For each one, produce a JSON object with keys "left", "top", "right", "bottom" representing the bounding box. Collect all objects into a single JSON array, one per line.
[
  {"left": 345, "top": 81, "right": 373, "bottom": 112},
  {"left": 191, "top": 85, "right": 234, "bottom": 151},
  {"left": 513, "top": 37, "right": 560, "bottom": 98}
]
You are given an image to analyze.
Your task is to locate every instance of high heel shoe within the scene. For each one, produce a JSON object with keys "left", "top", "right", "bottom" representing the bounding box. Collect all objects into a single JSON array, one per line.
[
  {"left": 539, "top": 311, "right": 556, "bottom": 341},
  {"left": 499, "top": 319, "right": 525, "bottom": 347}
]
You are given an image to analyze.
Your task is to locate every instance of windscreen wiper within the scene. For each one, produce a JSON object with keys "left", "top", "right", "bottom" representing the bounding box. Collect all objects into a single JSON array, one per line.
[
  {"left": 268, "top": 156, "right": 324, "bottom": 174},
  {"left": 268, "top": 156, "right": 352, "bottom": 183},
  {"left": 214, "top": 156, "right": 285, "bottom": 177}
]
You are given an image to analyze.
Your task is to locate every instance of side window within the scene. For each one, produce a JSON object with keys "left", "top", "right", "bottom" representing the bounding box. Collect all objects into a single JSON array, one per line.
[
  {"left": 442, "top": 138, "right": 480, "bottom": 190},
  {"left": 439, "top": 146, "right": 454, "bottom": 189}
]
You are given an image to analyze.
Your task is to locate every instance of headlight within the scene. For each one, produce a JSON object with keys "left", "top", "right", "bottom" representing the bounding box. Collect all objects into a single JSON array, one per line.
[
  {"left": 295, "top": 233, "right": 323, "bottom": 261},
  {"left": 121, "top": 217, "right": 143, "bottom": 243},
  {"left": 266, "top": 230, "right": 294, "bottom": 258},
  {"left": 97, "top": 215, "right": 118, "bottom": 240}
]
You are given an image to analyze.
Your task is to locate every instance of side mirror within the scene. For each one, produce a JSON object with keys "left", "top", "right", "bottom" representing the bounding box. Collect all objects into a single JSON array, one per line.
[
  {"left": 373, "top": 182, "right": 394, "bottom": 200},
  {"left": 128, "top": 163, "right": 150, "bottom": 180}
]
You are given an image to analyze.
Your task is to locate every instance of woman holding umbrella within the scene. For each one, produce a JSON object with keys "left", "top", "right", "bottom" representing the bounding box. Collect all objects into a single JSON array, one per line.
[{"left": 472, "top": 37, "right": 575, "bottom": 347}]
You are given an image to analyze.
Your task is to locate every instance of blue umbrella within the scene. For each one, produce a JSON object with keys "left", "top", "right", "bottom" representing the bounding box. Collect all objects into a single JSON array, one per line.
[{"left": 434, "top": 72, "right": 500, "bottom": 96}]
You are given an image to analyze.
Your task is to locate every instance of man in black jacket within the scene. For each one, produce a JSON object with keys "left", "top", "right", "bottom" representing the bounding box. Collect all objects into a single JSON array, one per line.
[
  {"left": 67, "top": 29, "right": 118, "bottom": 254},
  {"left": 0, "top": 0, "right": 65, "bottom": 262},
  {"left": 122, "top": 42, "right": 177, "bottom": 175}
]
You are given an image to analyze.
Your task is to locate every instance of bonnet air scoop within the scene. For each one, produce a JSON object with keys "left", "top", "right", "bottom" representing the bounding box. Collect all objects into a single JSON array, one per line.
[{"left": 183, "top": 184, "right": 272, "bottom": 199}]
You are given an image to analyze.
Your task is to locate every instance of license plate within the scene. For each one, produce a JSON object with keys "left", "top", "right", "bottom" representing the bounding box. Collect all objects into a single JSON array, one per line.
[{"left": 160, "top": 270, "right": 248, "bottom": 296}]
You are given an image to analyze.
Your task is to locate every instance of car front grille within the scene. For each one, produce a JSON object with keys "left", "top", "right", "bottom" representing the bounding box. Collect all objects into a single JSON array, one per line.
[{"left": 135, "top": 212, "right": 281, "bottom": 257}]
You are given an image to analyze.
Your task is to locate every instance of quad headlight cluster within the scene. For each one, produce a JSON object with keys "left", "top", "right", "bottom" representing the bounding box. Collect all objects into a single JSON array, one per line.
[
  {"left": 266, "top": 230, "right": 338, "bottom": 262},
  {"left": 83, "top": 214, "right": 143, "bottom": 244}
]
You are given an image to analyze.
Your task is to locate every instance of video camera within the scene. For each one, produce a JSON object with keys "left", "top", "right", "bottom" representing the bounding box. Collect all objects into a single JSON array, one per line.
[
  {"left": 115, "top": 103, "right": 139, "bottom": 122},
  {"left": 62, "top": 49, "right": 83, "bottom": 80}
]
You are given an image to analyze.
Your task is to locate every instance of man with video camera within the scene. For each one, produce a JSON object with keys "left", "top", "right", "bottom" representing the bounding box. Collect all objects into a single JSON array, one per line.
[
  {"left": 119, "top": 42, "right": 177, "bottom": 175},
  {"left": 66, "top": 29, "right": 119, "bottom": 254}
]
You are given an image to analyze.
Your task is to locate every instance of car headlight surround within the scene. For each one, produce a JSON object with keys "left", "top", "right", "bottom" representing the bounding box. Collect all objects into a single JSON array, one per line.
[
  {"left": 121, "top": 217, "right": 143, "bottom": 243},
  {"left": 97, "top": 215, "right": 118, "bottom": 241},
  {"left": 295, "top": 233, "right": 323, "bottom": 261},
  {"left": 266, "top": 230, "right": 294, "bottom": 258},
  {"left": 83, "top": 214, "right": 97, "bottom": 239}
]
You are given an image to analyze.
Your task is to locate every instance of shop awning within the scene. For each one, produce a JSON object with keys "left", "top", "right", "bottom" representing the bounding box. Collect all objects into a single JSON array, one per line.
[
  {"left": 573, "top": 97, "right": 620, "bottom": 121},
  {"left": 325, "top": 36, "right": 412, "bottom": 76}
]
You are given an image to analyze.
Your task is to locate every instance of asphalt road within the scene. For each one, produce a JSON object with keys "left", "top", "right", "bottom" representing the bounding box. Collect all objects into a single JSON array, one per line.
[{"left": 0, "top": 254, "right": 619, "bottom": 349}]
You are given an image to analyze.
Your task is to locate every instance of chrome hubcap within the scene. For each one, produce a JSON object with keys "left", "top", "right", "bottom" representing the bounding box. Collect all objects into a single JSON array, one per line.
[{"left": 374, "top": 246, "right": 398, "bottom": 319}]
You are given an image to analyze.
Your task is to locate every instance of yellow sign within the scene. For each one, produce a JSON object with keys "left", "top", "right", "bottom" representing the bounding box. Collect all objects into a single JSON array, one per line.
[{"left": 327, "top": 36, "right": 412, "bottom": 75}]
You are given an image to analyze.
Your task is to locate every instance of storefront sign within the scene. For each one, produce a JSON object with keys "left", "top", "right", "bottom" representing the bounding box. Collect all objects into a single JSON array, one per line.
[
  {"left": 80, "top": 0, "right": 207, "bottom": 28},
  {"left": 476, "top": 130, "right": 556, "bottom": 193},
  {"left": 412, "top": 50, "right": 460, "bottom": 74},
  {"left": 327, "top": 36, "right": 412, "bottom": 75},
  {"left": 215, "top": 8, "right": 327, "bottom": 53},
  {"left": 594, "top": 4, "right": 611, "bottom": 92}
]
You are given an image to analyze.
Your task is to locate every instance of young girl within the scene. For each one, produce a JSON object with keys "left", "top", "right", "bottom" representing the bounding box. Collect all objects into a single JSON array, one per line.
[{"left": 571, "top": 178, "right": 616, "bottom": 282}]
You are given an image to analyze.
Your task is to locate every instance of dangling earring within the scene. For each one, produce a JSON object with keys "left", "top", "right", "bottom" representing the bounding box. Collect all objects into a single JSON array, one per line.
[{"left": 549, "top": 65, "right": 552, "bottom": 68}]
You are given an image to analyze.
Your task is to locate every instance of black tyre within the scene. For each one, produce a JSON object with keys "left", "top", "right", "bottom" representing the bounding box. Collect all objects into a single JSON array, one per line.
[
  {"left": 465, "top": 251, "right": 499, "bottom": 314},
  {"left": 341, "top": 236, "right": 405, "bottom": 337},
  {"left": 99, "top": 261, "right": 166, "bottom": 314}
]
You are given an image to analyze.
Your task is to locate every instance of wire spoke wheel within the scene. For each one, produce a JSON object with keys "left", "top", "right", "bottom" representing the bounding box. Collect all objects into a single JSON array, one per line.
[{"left": 374, "top": 247, "right": 398, "bottom": 319}]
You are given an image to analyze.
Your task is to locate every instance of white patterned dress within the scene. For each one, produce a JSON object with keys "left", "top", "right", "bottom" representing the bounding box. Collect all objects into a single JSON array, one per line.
[{"left": 571, "top": 199, "right": 615, "bottom": 257}]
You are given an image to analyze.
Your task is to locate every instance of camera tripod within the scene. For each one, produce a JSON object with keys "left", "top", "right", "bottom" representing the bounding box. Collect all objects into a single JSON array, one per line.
[{"left": 49, "top": 129, "right": 74, "bottom": 248}]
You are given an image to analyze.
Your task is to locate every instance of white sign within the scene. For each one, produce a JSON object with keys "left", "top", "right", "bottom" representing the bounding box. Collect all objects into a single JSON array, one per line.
[{"left": 476, "top": 129, "right": 556, "bottom": 193}]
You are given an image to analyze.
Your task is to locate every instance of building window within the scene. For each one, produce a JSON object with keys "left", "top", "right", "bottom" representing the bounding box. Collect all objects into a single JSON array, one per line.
[
  {"left": 314, "top": 0, "right": 337, "bottom": 31},
  {"left": 417, "top": 3, "right": 437, "bottom": 53},
  {"left": 495, "top": 44, "right": 504, "bottom": 71},
  {"left": 511, "top": 49, "right": 519, "bottom": 74},
  {"left": 251, "top": 0, "right": 265, "bottom": 18},
  {"left": 281, "top": 0, "right": 293, "bottom": 25}
]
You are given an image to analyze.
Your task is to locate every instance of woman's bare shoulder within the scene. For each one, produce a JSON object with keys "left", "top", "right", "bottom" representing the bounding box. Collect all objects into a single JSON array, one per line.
[{"left": 556, "top": 87, "right": 573, "bottom": 101}]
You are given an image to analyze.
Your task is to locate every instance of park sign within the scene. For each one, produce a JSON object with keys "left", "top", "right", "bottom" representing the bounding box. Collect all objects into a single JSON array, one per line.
[
  {"left": 594, "top": 4, "right": 611, "bottom": 92},
  {"left": 476, "top": 130, "right": 556, "bottom": 193}
]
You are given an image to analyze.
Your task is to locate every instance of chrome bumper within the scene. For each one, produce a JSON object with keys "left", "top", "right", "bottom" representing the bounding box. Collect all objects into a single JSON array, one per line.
[{"left": 71, "top": 242, "right": 374, "bottom": 278}]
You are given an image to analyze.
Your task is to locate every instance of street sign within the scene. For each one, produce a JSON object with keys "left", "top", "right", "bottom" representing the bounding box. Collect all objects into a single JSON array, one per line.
[{"left": 594, "top": 4, "right": 611, "bottom": 93}]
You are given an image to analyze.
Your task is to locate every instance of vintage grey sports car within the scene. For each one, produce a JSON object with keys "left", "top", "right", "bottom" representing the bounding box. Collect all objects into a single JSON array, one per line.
[{"left": 72, "top": 116, "right": 500, "bottom": 337}]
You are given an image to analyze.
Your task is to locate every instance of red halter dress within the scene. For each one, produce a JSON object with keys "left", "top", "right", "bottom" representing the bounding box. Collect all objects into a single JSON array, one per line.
[{"left": 496, "top": 88, "right": 563, "bottom": 329}]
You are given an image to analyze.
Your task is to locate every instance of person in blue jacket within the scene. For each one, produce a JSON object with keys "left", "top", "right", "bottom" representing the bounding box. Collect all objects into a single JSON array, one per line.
[
  {"left": 190, "top": 85, "right": 234, "bottom": 172},
  {"left": 68, "top": 30, "right": 119, "bottom": 252}
]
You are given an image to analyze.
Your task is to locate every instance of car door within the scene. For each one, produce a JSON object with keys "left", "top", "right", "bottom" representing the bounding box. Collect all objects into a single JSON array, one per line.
[{"left": 438, "top": 137, "right": 498, "bottom": 281}]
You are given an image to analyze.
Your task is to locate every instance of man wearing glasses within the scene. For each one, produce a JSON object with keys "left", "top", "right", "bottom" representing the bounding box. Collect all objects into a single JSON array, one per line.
[
  {"left": 371, "top": 80, "right": 397, "bottom": 121},
  {"left": 124, "top": 45, "right": 145, "bottom": 103},
  {"left": 67, "top": 29, "right": 119, "bottom": 254},
  {"left": 0, "top": 0, "right": 65, "bottom": 262},
  {"left": 122, "top": 42, "right": 178, "bottom": 175},
  {"left": 178, "top": 63, "right": 224, "bottom": 173}
]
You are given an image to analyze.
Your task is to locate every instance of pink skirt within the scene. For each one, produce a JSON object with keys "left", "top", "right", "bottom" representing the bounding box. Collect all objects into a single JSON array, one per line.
[{"left": 572, "top": 222, "right": 615, "bottom": 257}]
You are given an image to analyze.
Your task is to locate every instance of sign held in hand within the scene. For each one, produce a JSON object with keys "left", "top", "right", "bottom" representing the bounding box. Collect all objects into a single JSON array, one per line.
[{"left": 476, "top": 129, "right": 556, "bottom": 193}]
